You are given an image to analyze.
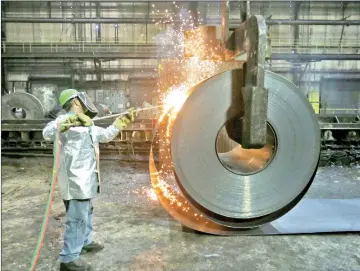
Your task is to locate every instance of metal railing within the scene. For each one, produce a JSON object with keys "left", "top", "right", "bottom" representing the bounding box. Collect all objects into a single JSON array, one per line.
[
  {"left": 319, "top": 108, "right": 360, "bottom": 115},
  {"left": 271, "top": 38, "right": 360, "bottom": 54},
  {"left": 2, "top": 41, "right": 162, "bottom": 54},
  {"left": 3, "top": 38, "right": 359, "bottom": 55}
]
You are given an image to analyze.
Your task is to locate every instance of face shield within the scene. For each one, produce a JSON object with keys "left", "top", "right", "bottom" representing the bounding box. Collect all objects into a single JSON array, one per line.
[{"left": 77, "top": 92, "right": 98, "bottom": 119}]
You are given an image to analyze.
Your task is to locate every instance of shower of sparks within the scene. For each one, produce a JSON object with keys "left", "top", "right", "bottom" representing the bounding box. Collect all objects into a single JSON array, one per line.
[
  {"left": 161, "top": 85, "right": 189, "bottom": 116},
  {"left": 152, "top": 176, "right": 179, "bottom": 205},
  {"left": 146, "top": 188, "right": 158, "bottom": 201},
  {"left": 130, "top": 187, "right": 158, "bottom": 202},
  {"left": 145, "top": 3, "right": 235, "bottom": 219},
  {"left": 149, "top": 3, "right": 235, "bottom": 121}
]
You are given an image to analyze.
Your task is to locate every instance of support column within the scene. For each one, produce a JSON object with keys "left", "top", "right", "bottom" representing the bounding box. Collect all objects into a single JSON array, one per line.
[
  {"left": 293, "top": 2, "right": 301, "bottom": 86},
  {"left": 96, "top": 2, "right": 101, "bottom": 42},
  {"left": 189, "top": 1, "right": 199, "bottom": 26},
  {"left": 47, "top": 1, "right": 51, "bottom": 18},
  {"left": 1, "top": 3, "right": 8, "bottom": 95}
]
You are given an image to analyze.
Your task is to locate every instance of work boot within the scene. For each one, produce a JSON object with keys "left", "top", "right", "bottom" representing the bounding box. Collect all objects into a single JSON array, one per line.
[
  {"left": 60, "top": 258, "right": 92, "bottom": 271},
  {"left": 81, "top": 241, "right": 104, "bottom": 254}
]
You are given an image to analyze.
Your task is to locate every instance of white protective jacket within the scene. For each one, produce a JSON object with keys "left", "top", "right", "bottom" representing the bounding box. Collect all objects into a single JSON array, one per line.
[{"left": 43, "top": 114, "right": 120, "bottom": 200}]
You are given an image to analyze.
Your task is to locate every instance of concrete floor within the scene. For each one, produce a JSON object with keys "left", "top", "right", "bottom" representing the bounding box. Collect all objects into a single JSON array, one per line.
[{"left": 1, "top": 157, "right": 360, "bottom": 271}]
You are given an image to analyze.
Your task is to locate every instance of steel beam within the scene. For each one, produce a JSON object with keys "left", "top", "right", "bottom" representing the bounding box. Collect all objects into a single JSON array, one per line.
[
  {"left": 3, "top": 51, "right": 360, "bottom": 61},
  {"left": 2, "top": 17, "right": 360, "bottom": 26},
  {"left": 5, "top": 65, "right": 157, "bottom": 73},
  {"left": 266, "top": 19, "right": 360, "bottom": 25},
  {"left": 6, "top": 66, "right": 359, "bottom": 75},
  {"left": 2, "top": 0, "right": 357, "bottom": 2},
  {"left": 1, "top": 51, "right": 156, "bottom": 59},
  {"left": 272, "top": 69, "right": 360, "bottom": 74},
  {"left": 271, "top": 53, "right": 360, "bottom": 61},
  {"left": 1, "top": 17, "right": 155, "bottom": 24}
]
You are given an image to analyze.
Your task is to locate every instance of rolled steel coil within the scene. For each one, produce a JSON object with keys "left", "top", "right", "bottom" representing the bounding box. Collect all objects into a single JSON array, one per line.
[
  {"left": 2, "top": 92, "right": 45, "bottom": 120},
  {"left": 150, "top": 70, "right": 320, "bottom": 234}
]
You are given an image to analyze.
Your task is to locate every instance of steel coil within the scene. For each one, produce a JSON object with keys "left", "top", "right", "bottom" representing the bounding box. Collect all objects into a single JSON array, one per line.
[
  {"left": 150, "top": 70, "right": 321, "bottom": 234},
  {"left": 2, "top": 92, "right": 45, "bottom": 120}
]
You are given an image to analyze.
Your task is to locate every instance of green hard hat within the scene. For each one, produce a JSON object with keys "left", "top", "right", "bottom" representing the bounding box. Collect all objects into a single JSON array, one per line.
[{"left": 59, "top": 89, "right": 79, "bottom": 107}]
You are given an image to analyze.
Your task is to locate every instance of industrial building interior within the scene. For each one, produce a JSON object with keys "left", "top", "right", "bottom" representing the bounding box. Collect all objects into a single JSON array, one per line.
[{"left": 1, "top": 1, "right": 360, "bottom": 271}]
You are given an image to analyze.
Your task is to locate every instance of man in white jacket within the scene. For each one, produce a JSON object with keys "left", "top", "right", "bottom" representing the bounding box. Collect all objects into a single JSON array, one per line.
[{"left": 43, "top": 89, "right": 134, "bottom": 271}]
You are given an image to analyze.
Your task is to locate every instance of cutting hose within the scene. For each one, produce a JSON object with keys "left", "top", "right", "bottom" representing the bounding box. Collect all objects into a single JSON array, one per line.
[{"left": 29, "top": 131, "right": 61, "bottom": 271}]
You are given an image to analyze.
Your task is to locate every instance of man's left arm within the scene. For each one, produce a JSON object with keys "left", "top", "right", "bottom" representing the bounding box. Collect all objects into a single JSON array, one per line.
[
  {"left": 94, "top": 109, "right": 136, "bottom": 143},
  {"left": 94, "top": 125, "right": 121, "bottom": 143},
  {"left": 77, "top": 108, "right": 135, "bottom": 143}
]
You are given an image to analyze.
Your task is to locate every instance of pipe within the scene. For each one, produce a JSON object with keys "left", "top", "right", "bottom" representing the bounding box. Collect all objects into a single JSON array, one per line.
[
  {"left": 9, "top": 68, "right": 360, "bottom": 75},
  {"left": 1, "top": 152, "right": 54, "bottom": 157},
  {"left": 1, "top": 17, "right": 154, "bottom": 24},
  {"left": 4, "top": 52, "right": 360, "bottom": 61},
  {"left": 3, "top": 0, "right": 357, "bottom": 2},
  {"left": 266, "top": 19, "right": 360, "bottom": 25},
  {"left": 128, "top": 71, "right": 158, "bottom": 79},
  {"left": 271, "top": 53, "right": 360, "bottom": 61},
  {"left": 2, "top": 17, "right": 360, "bottom": 26},
  {"left": 271, "top": 69, "right": 360, "bottom": 74},
  {"left": 6, "top": 66, "right": 157, "bottom": 73},
  {"left": 28, "top": 75, "right": 72, "bottom": 79},
  {"left": 4, "top": 59, "right": 83, "bottom": 64}
]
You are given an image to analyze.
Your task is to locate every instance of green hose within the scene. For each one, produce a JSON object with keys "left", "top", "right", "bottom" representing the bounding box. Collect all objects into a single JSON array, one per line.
[{"left": 29, "top": 131, "right": 61, "bottom": 271}]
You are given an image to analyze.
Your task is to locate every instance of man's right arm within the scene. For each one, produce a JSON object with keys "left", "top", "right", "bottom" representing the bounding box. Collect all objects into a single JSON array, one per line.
[{"left": 42, "top": 115, "right": 68, "bottom": 141}]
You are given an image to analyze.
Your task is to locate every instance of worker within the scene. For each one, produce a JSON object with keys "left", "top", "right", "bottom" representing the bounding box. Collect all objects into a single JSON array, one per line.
[{"left": 43, "top": 89, "right": 135, "bottom": 271}]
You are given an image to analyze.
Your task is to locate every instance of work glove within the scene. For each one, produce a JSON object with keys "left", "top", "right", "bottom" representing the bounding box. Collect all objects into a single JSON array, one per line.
[
  {"left": 113, "top": 116, "right": 131, "bottom": 130},
  {"left": 126, "top": 107, "right": 137, "bottom": 122},
  {"left": 77, "top": 113, "right": 94, "bottom": 127},
  {"left": 113, "top": 108, "right": 137, "bottom": 130},
  {"left": 58, "top": 115, "right": 82, "bottom": 133}
]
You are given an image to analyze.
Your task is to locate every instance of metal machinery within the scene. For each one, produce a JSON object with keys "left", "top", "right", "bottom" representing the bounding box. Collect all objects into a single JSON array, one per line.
[
  {"left": 1, "top": 13, "right": 359, "bottom": 164},
  {"left": 2, "top": 101, "right": 358, "bottom": 162},
  {"left": 148, "top": 15, "right": 359, "bottom": 234},
  {"left": 1, "top": 118, "right": 155, "bottom": 160},
  {"left": 1, "top": 92, "right": 156, "bottom": 159}
]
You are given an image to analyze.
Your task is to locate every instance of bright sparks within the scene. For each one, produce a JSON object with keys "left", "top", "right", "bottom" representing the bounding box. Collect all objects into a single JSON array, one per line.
[
  {"left": 146, "top": 188, "right": 158, "bottom": 201},
  {"left": 150, "top": 5, "right": 237, "bottom": 215},
  {"left": 162, "top": 85, "right": 189, "bottom": 114}
]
